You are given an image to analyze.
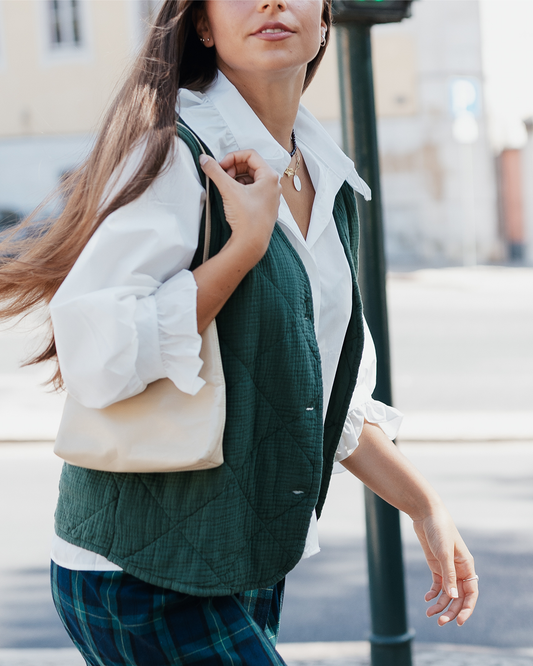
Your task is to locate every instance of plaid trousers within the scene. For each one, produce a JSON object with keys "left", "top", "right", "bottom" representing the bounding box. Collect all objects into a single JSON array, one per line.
[{"left": 51, "top": 561, "right": 287, "bottom": 666}]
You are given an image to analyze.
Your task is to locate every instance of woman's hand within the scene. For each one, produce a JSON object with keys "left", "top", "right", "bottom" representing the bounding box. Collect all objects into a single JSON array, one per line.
[
  {"left": 342, "top": 422, "right": 479, "bottom": 627},
  {"left": 199, "top": 150, "right": 282, "bottom": 265},
  {"left": 412, "top": 507, "right": 479, "bottom": 627}
]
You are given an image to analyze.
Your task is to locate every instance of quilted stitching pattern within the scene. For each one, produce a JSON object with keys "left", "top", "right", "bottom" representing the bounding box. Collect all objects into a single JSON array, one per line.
[{"left": 54, "top": 124, "right": 364, "bottom": 596}]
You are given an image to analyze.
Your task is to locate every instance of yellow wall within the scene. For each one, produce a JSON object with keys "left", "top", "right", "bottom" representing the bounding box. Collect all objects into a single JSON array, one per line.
[
  {"left": 0, "top": 0, "right": 346, "bottom": 140},
  {"left": 302, "top": 28, "right": 341, "bottom": 122},
  {"left": 302, "top": 27, "right": 419, "bottom": 122},
  {"left": 0, "top": 0, "right": 132, "bottom": 137},
  {"left": 1, "top": 3, "right": 413, "bottom": 139},
  {"left": 372, "top": 31, "right": 418, "bottom": 117}
]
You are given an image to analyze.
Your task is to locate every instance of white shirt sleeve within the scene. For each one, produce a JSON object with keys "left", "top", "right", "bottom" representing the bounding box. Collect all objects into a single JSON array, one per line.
[
  {"left": 50, "top": 137, "right": 207, "bottom": 409},
  {"left": 334, "top": 317, "right": 403, "bottom": 469}
]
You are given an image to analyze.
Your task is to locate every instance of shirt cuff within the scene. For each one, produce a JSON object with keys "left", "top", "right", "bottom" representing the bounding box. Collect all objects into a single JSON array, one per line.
[
  {"left": 333, "top": 399, "right": 404, "bottom": 472},
  {"left": 154, "top": 269, "right": 206, "bottom": 396}
]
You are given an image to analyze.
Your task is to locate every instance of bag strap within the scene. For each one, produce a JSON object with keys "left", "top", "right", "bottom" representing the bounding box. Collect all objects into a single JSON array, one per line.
[{"left": 176, "top": 118, "right": 212, "bottom": 264}]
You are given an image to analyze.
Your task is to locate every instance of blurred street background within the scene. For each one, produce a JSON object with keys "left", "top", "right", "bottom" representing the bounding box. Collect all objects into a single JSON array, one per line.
[
  {"left": 4, "top": 0, "right": 533, "bottom": 266},
  {"left": 1, "top": 0, "right": 533, "bottom": 663},
  {"left": 1, "top": 266, "right": 532, "bottom": 664}
]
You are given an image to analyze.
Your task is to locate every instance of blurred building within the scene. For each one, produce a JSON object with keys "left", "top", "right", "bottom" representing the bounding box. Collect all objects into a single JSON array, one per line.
[
  {"left": 0, "top": 0, "right": 159, "bottom": 220},
  {"left": 497, "top": 148, "right": 524, "bottom": 262},
  {"left": 498, "top": 120, "right": 533, "bottom": 265},
  {"left": 522, "top": 120, "right": 533, "bottom": 265},
  {"left": 370, "top": 0, "right": 501, "bottom": 267},
  {"left": 306, "top": 1, "right": 502, "bottom": 267},
  {"left": 0, "top": 0, "right": 504, "bottom": 267}
]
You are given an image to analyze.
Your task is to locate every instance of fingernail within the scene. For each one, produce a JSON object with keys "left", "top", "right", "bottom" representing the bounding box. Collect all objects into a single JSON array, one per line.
[
  {"left": 450, "top": 587, "right": 458, "bottom": 598},
  {"left": 199, "top": 155, "right": 209, "bottom": 166}
]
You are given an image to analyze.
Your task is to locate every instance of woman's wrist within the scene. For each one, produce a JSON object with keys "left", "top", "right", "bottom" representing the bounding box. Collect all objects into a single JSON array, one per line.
[
  {"left": 408, "top": 492, "right": 447, "bottom": 524},
  {"left": 223, "top": 231, "right": 269, "bottom": 269},
  {"left": 193, "top": 232, "right": 267, "bottom": 333}
]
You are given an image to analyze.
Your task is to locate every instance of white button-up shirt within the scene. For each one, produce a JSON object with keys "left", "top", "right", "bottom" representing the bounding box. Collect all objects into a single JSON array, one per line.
[{"left": 50, "top": 72, "right": 402, "bottom": 571}]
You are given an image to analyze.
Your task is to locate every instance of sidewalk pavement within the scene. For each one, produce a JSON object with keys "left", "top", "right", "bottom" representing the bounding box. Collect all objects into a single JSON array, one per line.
[{"left": 1, "top": 643, "right": 532, "bottom": 666}]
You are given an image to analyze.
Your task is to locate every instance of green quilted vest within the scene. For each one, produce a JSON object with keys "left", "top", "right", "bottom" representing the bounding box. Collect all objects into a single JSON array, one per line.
[{"left": 54, "top": 122, "right": 365, "bottom": 596}]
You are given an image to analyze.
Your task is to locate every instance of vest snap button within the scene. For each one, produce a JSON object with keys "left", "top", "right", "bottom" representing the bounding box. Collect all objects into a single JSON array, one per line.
[
  {"left": 292, "top": 490, "right": 304, "bottom": 495},
  {"left": 306, "top": 406, "right": 314, "bottom": 411}
]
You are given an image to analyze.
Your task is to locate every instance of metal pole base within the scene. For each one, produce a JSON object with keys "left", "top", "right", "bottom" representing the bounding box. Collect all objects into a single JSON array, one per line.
[{"left": 370, "top": 636, "right": 415, "bottom": 666}]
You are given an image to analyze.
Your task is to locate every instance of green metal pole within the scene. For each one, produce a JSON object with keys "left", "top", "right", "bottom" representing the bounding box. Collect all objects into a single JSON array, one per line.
[{"left": 336, "top": 22, "right": 415, "bottom": 666}]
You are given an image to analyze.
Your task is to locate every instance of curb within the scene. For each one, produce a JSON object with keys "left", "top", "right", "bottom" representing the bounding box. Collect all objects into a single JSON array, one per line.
[
  {"left": 279, "top": 642, "right": 533, "bottom": 665},
  {"left": 397, "top": 411, "right": 533, "bottom": 443},
  {"left": 1, "top": 644, "right": 532, "bottom": 666}
]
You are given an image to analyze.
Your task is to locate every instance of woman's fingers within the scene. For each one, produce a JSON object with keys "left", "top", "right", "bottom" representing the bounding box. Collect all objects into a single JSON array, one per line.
[
  {"left": 425, "top": 568, "right": 479, "bottom": 627},
  {"left": 424, "top": 574, "right": 443, "bottom": 602},
  {"left": 199, "top": 150, "right": 278, "bottom": 192},
  {"left": 456, "top": 601, "right": 476, "bottom": 626},
  {"left": 426, "top": 589, "right": 451, "bottom": 618},
  {"left": 218, "top": 150, "right": 272, "bottom": 183},
  {"left": 198, "top": 155, "right": 241, "bottom": 197},
  {"left": 426, "top": 577, "right": 479, "bottom": 627},
  {"left": 198, "top": 150, "right": 281, "bottom": 264},
  {"left": 456, "top": 577, "right": 479, "bottom": 626},
  {"left": 200, "top": 150, "right": 270, "bottom": 182},
  {"left": 200, "top": 156, "right": 258, "bottom": 190},
  {"left": 426, "top": 587, "right": 462, "bottom": 626},
  {"left": 438, "top": 550, "right": 459, "bottom": 599},
  {"left": 435, "top": 594, "right": 464, "bottom": 626},
  {"left": 413, "top": 512, "right": 478, "bottom": 627},
  {"left": 430, "top": 578, "right": 477, "bottom": 627},
  {"left": 234, "top": 174, "right": 255, "bottom": 185}
]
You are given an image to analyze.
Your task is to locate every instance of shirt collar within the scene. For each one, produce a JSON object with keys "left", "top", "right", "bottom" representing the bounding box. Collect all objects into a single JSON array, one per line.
[
  {"left": 294, "top": 104, "right": 371, "bottom": 201},
  {"left": 178, "top": 71, "right": 371, "bottom": 201}
]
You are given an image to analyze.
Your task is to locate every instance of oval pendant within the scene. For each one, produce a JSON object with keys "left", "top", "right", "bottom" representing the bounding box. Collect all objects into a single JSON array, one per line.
[{"left": 293, "top": 174, "right": 302, "bottom": 192}]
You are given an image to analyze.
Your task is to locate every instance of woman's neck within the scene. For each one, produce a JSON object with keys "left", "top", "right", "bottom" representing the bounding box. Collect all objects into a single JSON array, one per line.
[{"left": 218, "top": 65, "right": 305, "bottom": 153}]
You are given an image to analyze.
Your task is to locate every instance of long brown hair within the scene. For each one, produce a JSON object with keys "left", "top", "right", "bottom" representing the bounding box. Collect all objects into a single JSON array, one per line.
[{"left": 0, "top": 0, "right": 332, "bottom": 387}]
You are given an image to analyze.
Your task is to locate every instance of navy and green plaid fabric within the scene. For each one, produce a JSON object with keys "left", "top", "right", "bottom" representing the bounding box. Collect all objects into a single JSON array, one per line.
[{"left": 51, "top": 561, "right": 286, "bottom": 665}]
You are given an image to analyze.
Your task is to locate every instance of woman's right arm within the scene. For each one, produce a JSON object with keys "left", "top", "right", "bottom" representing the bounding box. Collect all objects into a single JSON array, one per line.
[{"left": 50, "top": 142, "right": 280, "bottom": 408}]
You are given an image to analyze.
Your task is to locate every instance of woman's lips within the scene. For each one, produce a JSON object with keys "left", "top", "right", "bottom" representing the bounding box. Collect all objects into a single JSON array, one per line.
[
  {"left": 253, "top": 24, "right": 294, "bottom": 41},
  {"left": 253, "top": 30, "right": 294, "bottom": 41}
]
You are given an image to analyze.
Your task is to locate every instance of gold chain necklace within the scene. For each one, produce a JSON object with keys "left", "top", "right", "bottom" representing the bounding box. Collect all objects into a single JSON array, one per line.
[{"left": 284, "top": 150, "right": 302, "bottom": 192}]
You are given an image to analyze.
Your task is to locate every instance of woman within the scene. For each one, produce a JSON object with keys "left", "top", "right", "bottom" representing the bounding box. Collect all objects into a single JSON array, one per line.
[{"left": 0, "top": 1, "right": 478, "bottom": 664}]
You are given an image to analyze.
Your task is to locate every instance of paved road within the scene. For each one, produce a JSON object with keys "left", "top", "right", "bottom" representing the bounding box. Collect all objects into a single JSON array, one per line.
[{"left": 0, "top": 267, "right": 532, "bottom": 653}]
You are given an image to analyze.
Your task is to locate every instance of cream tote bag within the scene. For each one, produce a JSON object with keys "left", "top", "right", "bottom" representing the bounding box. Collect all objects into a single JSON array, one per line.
[{"left": 54, "top": 138, "right": 225, "bottom": 473}]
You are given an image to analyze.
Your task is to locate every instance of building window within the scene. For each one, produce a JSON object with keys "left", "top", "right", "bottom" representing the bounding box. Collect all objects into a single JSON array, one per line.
[{"left": 48, "top": 0, "right": 83, "bottom": 49}]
